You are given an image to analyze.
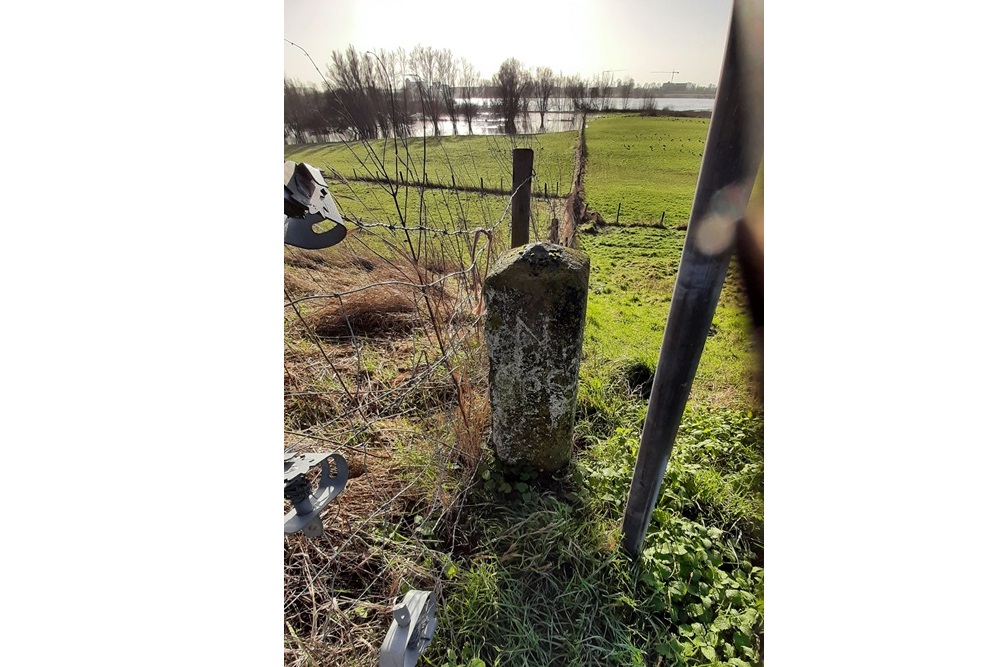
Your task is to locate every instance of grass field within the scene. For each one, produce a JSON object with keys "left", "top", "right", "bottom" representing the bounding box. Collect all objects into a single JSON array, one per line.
[
  {"left": 326, "top": 180, "right": 565, "bottom": 258},
  {"left": 285, "top": 129, "right": 579, "bottom": 197},
  {"left": 577, "top": 225, "right": 759, "bottom": 411},
  {"left": 584, "top": 115, "right": 709, "bottom": 227},
  {"left": 284, "top": 115, "right": 763, "bottom": 667}
]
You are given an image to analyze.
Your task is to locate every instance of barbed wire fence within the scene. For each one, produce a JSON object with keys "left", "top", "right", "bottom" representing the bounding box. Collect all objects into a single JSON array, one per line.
[
  {"left": 283, "top": 41, "right": 575, "bottom": 665},
  {"left": 284, "top": 151, "right": 568, "bottom": 667}
]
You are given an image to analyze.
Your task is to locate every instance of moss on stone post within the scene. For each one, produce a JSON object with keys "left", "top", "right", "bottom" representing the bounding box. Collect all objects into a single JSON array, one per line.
[{"left": 484, "top": 242, "right": 590, "bottom": 471}]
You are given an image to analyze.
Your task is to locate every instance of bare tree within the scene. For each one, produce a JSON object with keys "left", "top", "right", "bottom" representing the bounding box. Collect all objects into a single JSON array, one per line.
[
  {"left": 639, "top": 82, "right": 659, "bottom": 111},
  {"left": 595, "top": 71, "right": 615, "bottom": 111},
  {"left": 459, "top": 58, "right": 481, "bottom": 134},
  {"left": 410, "top": 45, "right": 442, "bottom": 136},
  {"left": 284, "top": 79, "right": 331, "bottom": 142},
  {"left": 284, "top": 78, "right": 308, "bottom": 143},
  {"left": 564, "top": 74, "right": 586, "bottom": 112},
  {"left": 521, "top": 73, "right": 535, "bottom": 130},
  {"left": 438, "top": 49, "right": 460, "bottom": 134},
  {"left": 389, "top": 47, "right": 417, "bottom": 137},
  {"left": 492, "top": 58, "right": 530, "bottom": 135},
  {"left": 327, "top": 46, "right": 383, "bottom": 140},
  {"left": 620, "top": 76, "right": 635, "bottom": 111},
  {"left": 373, "top": 48, "right": 410, "bottom": 137},
  {"left": 532, "top": 66, "right": 556, "bottom": 129}
]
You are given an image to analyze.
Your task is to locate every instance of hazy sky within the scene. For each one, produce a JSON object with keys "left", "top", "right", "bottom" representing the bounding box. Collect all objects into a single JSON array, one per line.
[{"left": 285, "top": 0, "right": 733, "bottom": 88}]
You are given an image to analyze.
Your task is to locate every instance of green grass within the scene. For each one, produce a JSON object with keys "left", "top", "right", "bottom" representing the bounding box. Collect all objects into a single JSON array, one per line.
[
  {"left": 427, "top": 403, "right": 763, "bottom": 667},
  {"left": 319, "top": 181, "right": 564, "bottom": 270},
  {"left": 285, "top": 130, "right": 579, "bottom": 197},
  {"left": 329, "top": 179, "right": 560, "bottom": 236},
  {"left": 419, "top": 117, "right": 762, "bottom": 666},
  {"left": 285, "top": 116, "right": 763, "bottom": 666},
  {"left": 584, "top": 115, "right": 710, "bottom": 226},
  {"left": 576, "top": 225, "right": 759, "bottom": 411}
]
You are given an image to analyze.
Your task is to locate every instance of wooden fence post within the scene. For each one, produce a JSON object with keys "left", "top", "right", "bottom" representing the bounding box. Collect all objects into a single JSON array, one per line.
[{"left": 511, "top": 148, "right": 534, "bottom": 247}]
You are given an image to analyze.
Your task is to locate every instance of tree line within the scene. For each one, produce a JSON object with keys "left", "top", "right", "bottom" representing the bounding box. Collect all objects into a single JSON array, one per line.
[{"left": 285, "top": 45, "right": 715, "bottom": 142}]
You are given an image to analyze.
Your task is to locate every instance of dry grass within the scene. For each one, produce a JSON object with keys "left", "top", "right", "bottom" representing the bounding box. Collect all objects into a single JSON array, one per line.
[
  {"left": 284, "top": 223, "right": 498, "bottom": 666},
  {"left": 283, "top": 447, "right": 433, "bottom": 667},
  {"left": 308, "top": 286, "right": 419, "bottom": 339}
]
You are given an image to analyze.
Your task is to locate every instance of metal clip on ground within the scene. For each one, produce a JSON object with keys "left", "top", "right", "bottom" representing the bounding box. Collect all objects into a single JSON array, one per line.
[
  {"left": 379, "top": 589, "right": 438, "bottom": 667},
  {"left": 283, "top": 451, "right": 349, "bottom": 537},
  {"left": 284, "top": 161, "right": 348, "bottom": 250}
]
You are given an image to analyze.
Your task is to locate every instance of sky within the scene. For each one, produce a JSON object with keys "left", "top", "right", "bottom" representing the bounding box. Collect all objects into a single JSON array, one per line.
[{"left": 285, "top": 0, "right": 733, "bottom": 88}]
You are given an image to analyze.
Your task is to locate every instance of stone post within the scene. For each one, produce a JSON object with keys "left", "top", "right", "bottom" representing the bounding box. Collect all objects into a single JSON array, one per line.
[{"left": 483, "top": 243, "right": 590, "bottom": 471}]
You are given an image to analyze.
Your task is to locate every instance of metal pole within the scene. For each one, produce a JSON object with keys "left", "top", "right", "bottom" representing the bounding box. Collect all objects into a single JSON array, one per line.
[
  {"left": 621, "top": 0, "right": 763, "bottom": 558},
  {"left": 511, "top": 148, "right": 533, "bottom": 247}
]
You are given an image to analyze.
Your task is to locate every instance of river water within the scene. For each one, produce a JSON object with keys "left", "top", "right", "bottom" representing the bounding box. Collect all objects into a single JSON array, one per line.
[{"left": 289, "top": 97, "right": 715, "bottom": 143}]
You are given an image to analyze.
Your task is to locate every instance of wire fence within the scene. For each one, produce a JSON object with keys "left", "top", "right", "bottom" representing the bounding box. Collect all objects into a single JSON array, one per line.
[
  {"left": 283, "top": 41, "right": 580, "bottom": 664},
  {"left": 283, "top": 149, "right": 561, "bottom": 664}
]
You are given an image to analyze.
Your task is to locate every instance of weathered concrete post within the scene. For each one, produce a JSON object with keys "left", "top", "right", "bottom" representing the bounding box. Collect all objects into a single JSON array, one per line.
[{"left": 484, "top": 243, "right": 589, "bottom": 471}]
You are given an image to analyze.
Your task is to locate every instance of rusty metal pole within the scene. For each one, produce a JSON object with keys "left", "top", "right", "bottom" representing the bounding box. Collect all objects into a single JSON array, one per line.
[
  {"left": 621, "top": 0, "right": 763, "bottom": 557},
  {"left": 511, "top": 148, "right": 533, "bottom": 247}
]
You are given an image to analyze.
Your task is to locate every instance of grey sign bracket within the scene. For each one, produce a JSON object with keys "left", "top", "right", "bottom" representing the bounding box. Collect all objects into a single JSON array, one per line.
[
  {"left": 283, "top": 450, "right": 349, "bottom": 537},
  {"left": 379, "top": 589, "right": 438, "bottom": 667},
  {"left": 284, "top": 160, "right": 348, "bottom": 250}
]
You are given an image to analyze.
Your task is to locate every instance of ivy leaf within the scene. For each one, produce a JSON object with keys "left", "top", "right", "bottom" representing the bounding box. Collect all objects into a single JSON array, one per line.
[{"left": 700, "top": 645, "right": 716, "bottom": 661}]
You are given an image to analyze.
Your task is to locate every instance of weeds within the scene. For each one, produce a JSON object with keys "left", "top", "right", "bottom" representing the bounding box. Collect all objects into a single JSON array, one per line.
[
  {"left": 424, "top": 405, "right": 762, "bottom": 667},
  {"left": 284, "top": 82, "right": 566, "bottom": 663},
  {"left": 284, "top": 107, "right": 762, "bottom": 666}
]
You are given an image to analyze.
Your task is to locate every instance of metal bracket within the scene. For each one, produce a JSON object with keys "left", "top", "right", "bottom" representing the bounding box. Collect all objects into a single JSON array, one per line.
[
  {"left": 284, "top": 160, "right": 348, "bottom": 250},
  {"left": 379, "top": 589, "right": 438, "bottom": 667},
  {"left": 283, "top": 451, "right": 349, "bottom": 537}
]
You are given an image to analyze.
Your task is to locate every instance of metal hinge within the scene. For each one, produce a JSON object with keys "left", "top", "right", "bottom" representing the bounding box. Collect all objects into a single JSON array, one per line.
[
  {"left": 379, "top": 589, "right": 438, "bottom": 667},
  {"left": 283, "top": 451, "right": 348, "bottom": 537}
]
